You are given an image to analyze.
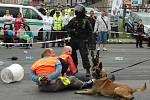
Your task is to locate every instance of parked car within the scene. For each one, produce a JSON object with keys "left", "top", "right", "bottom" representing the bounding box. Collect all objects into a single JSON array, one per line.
[
  {"left": 0, "top": 3, "right": 44, "bottom": 39},
  {"left": 126, "top": 12, "right": 150, "bottom": 38}
]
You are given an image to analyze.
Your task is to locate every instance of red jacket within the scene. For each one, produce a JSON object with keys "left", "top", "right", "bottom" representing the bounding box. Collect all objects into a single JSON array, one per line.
[{"left": 14, "top": 17, "right": 25, "bottom": 31}]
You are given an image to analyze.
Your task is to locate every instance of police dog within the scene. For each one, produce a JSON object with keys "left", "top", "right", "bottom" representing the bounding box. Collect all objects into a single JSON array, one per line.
[
  {"left": 90, "top": 50, "right": 115, "bottom": 81},
  {"left": 75, "top": 50, "right": 147, "bottom": 100},
  {"left": 90, "top": 50, "right": 102, "bottom": 79}
]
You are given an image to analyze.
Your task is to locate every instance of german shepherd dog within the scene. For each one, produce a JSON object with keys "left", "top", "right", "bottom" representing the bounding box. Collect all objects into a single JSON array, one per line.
[
  {"left": 75, "top": 50, "right": 147, "bottom": 100},
  {"left": 90, "top": 50, "right": 102, "bottom": 79},
  {"left": 90, "top": 50, "right": 115, "bottom": 81}
]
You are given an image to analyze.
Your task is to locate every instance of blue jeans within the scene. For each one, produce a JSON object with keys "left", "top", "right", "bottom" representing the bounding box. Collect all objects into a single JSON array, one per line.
[
  {"left": 96, "top": 31, "right": 108, "bottom": 44},
  {"left": 42, "top": 30, "right": 51, "bottom": 48}
]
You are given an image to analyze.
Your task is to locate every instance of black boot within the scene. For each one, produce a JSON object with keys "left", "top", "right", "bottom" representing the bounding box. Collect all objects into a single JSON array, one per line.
[
  {"left": 41, "top": 43, "right": 45, "bottom": 48},
  {"left": 51, "top": 43, "right": 55, "bottom": 47},
  {"left": 86, "top": 69, "right": 90, "bottom": 77}
]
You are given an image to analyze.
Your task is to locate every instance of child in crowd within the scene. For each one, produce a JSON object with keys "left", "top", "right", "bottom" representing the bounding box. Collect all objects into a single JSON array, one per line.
[
  {"left": 16, "top": 24, "right": 26, "bottom": 47},
  {"left": 25, "top": 25, "right": 33, "bottom": 48},
  {"left": 20, "top": 25, "right": 33, "bottom": 49},
  {"left": 136, "top": 19, "right": 144, "bottom": 48}
]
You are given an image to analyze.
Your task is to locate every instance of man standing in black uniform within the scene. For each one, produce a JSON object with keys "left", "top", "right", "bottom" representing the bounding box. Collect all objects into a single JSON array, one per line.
[{"left": 67, "top": 5, "right": 93, "bottom": 77}]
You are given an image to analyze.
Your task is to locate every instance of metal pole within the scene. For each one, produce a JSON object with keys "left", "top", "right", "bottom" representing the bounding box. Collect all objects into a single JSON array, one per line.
[
  {"left": 71, "top": 0, "right": 72, "bottom": 6},
  {"left": 123, "top": 4, "right": 126, "bottom": 31}
]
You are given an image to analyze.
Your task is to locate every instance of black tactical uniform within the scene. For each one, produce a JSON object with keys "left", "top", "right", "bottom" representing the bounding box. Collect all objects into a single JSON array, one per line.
[{"left": 67, "top": 5, "right": 93, "bottom": 77}]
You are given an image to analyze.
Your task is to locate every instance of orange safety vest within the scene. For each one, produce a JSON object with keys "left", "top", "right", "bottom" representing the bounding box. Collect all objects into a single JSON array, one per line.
[
  {"left": 59, "top": 54, "right": 77, "bottom": 75},
  {"left": 32, "top": 56, "right": 58, "bottom": 74}
]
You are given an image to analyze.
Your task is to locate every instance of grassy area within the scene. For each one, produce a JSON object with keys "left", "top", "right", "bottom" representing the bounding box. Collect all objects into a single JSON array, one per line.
[
  {"left": 118, "top": 18, "right": 132, "bottom": 39},
  {"left": 118, "top": 19, "right": 124, "bottom": 32}
]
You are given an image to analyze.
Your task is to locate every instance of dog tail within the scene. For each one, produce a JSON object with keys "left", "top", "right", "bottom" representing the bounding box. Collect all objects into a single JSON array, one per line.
[{"left": 133, "top": 82, "right": 147, "bottom": 93}]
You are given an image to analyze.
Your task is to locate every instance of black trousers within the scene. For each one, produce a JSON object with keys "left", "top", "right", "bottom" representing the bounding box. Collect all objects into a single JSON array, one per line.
[
  {"left": 136, "top": 35, "right": 144, "bottom": 47},
  {"left": 51, "top": 30, "right": 64, "bottom": 47},
  {"left": 3, "top": 36, "right": 14, "bottom": 48},
  {"left": 69, "top": 39, "right": 91, "bottom": 70},
  {"left": 111, "top": 26, "right": 119, "bottom": 39},
  {"left": 3, "top": 24, "right": 14, "bottom": 48}
]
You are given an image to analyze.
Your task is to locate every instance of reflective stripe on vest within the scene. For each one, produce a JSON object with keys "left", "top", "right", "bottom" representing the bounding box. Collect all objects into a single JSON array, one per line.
[{"left": 32, "top": 56, "right": 58, "bottom": 74}]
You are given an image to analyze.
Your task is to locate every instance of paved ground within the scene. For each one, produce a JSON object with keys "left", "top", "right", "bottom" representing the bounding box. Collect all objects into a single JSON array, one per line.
[{"left": 0, "top": 43, "right": 150, "bottom": 100}]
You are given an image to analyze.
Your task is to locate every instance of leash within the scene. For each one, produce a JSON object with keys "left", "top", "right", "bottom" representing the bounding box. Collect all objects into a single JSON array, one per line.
[{"left": 109, "top": 58, "right": 150, "bottom": 74}]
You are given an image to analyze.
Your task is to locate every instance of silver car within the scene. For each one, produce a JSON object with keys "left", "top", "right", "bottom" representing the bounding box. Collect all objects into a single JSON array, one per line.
[{"left": 127, "top": 12, "right": 150, "bottom": 38}]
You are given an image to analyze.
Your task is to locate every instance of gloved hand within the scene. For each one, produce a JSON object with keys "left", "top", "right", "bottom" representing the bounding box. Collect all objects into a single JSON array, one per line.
[
  {"left": 47, "top": 74, "right": 52, "bottom": 81},
  {"left": 31, "top": 74, "right": 38, "bottom": 82},
  {"left": 93, "top": 32, "right": 97, "bottom": 38},
  {"left": 38, "top": 76, "right": 48, "bottom": 85},
  {"left": 38, "top": 76, "right": 47, "bottom": 81},
  {"left": 59, "top": 76, "right": 71, "bottom": 86}
]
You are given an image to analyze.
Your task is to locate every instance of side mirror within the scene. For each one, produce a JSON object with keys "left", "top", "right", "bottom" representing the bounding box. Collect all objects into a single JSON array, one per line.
[{"left": 134, "top": 21, "right": 137, "bottom": 23}]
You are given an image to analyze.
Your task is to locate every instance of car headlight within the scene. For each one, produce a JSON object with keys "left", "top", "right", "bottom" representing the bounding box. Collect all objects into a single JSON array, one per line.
[{"left": 144, "top": 26, "right": 149, "bottom": 34}]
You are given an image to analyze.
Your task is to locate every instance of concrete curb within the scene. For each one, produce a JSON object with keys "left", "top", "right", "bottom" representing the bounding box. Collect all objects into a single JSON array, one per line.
[{"left": 107, "top": 39, "right": 148, "bottom": 44}]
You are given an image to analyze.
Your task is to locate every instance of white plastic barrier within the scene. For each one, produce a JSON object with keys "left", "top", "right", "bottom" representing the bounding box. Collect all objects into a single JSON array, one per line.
[{"left": 0, "top": 64, "right": 24, "bottom": 83}]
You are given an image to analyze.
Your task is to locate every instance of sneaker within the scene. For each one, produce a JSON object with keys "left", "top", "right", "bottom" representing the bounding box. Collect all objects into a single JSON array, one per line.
[
  {"left": 140, "top": 46, "right": 144, "bottom": 48},
  {"left": 97, "top": 47, "right": 100, "bottom": 50},
  {"left": 111, "top": 39, "right": 114, "bottom": 42},
  {"left": 118, "top": 40, "right": 122, "bottom": 43},
  {"left": 103, "top": 47, "right": 107, "bottom": 51},
  {"left": 107, "top": 39, "right": 110, "bottom": 42}
]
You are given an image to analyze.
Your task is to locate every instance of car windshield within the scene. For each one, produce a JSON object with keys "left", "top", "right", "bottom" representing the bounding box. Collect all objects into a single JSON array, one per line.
[
  {"left": 130, "top": 12, "right": 150, "bottom": 25},
  {"left": 140, "top": 16, "right": 150, "bottom": 25}
]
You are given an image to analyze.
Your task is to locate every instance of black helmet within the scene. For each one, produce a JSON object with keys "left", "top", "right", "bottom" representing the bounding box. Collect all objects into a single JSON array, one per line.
[{"left": 74, "top": 5, "right": 86, "bottom": 17}]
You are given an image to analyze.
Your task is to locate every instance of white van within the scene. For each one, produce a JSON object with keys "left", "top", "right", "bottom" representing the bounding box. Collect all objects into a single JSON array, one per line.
[{"left": 0, "top": 3, "right": 44, "bottom": 39}]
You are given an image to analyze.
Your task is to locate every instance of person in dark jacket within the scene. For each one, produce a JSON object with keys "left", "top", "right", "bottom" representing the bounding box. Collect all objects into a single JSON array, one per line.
[
  {"left": 67, "top": 4, "right": 93, "bottom": 77},
  {"left": 87, "top": 10, "right": 97, "bottom": 51},
  {"left": 136, "top": 19, "right": 144, "bottom": 48}
]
